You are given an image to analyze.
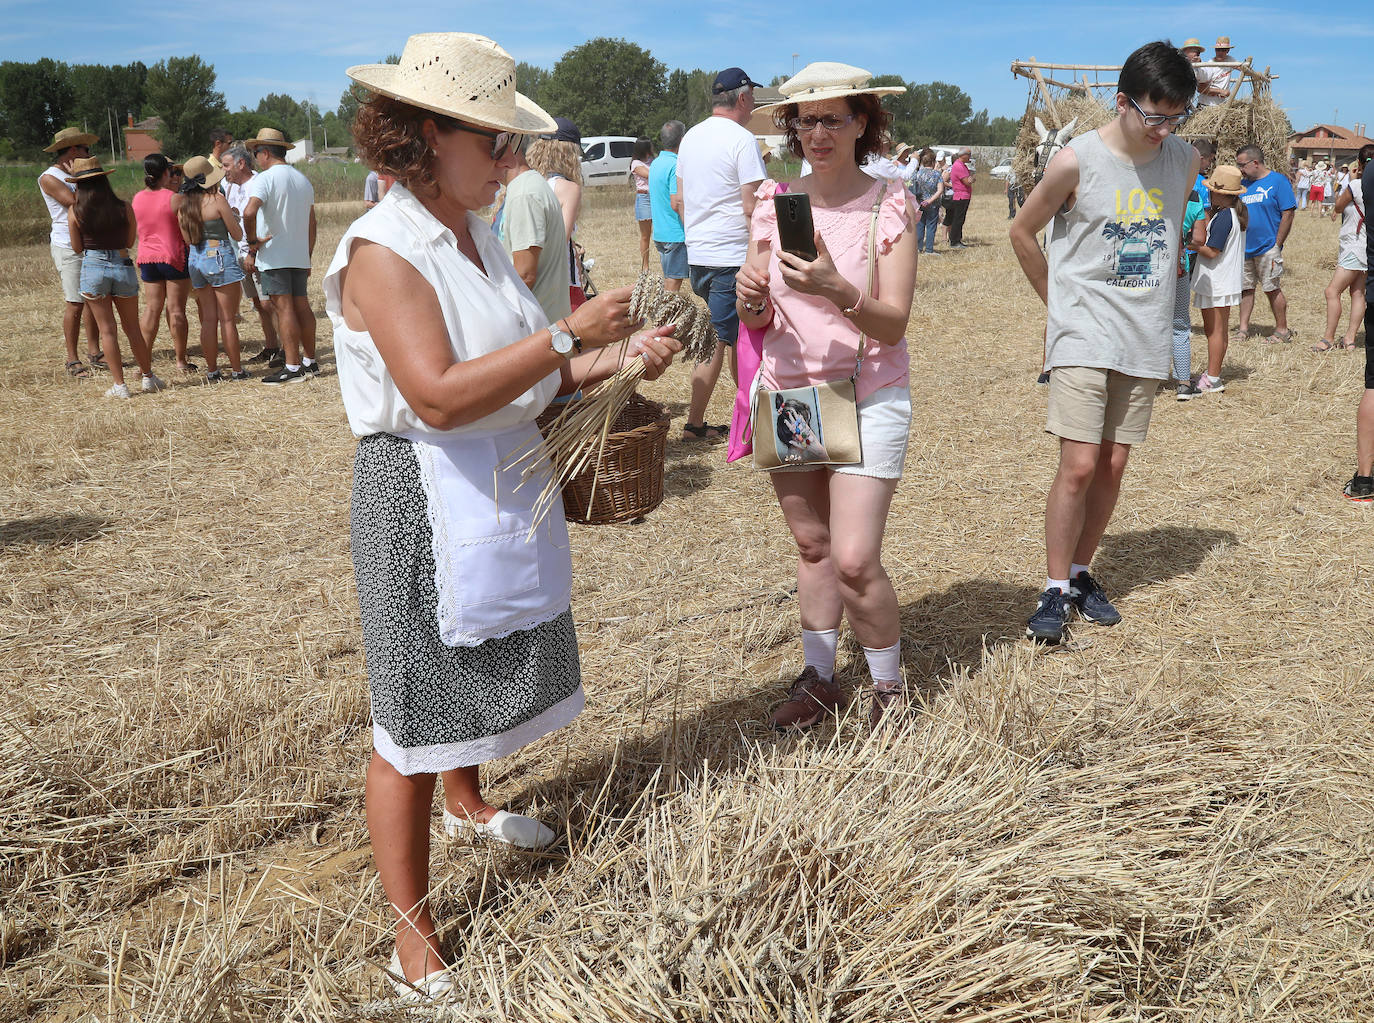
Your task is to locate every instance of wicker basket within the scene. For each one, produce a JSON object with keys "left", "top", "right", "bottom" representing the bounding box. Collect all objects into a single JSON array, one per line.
[{"left": 536, "top": 393, "right": 670, "bottom": 525}]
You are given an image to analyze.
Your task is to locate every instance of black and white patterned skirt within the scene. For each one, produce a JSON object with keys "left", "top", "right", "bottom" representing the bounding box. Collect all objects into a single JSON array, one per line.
[{"left": 351, "top": 433, "right": 583, "bottom": 775}]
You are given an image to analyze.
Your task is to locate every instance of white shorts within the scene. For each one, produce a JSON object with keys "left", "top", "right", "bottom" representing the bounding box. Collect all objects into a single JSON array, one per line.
[{"left": 774, "top": 384, "right": 911, "bottom": 479}]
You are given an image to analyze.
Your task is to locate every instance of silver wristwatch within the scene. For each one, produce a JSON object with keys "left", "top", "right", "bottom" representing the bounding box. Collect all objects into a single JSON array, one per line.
[{"left": 549, "top": 324, "right": 576, "bottom": 358}]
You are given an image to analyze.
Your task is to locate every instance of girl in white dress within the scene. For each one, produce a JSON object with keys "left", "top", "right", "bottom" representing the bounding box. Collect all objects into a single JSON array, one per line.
[{"left": 1191, "top": 166, "right": 1249, "bottom": 394}]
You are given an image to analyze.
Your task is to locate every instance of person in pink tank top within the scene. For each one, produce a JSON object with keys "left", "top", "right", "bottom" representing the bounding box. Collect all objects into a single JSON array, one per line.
[
  {"left": 131, "top": 154, "right": 195, "bottom": 373},
  {"left": 734, "top": 62, "right": 918, "bottom": 730}
]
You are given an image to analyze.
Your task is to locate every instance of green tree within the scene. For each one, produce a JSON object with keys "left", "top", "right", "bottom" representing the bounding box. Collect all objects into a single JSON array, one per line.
[
  {"left": 540, "top": 38, "right": 666, "bottom": 137},
  {"left": 516, "top": 61, "right": 550, "bottom": 107},
  {"left": 988, "top": 116, "right": 1019, "bottom": 146},
  {"left": 70, "top": 62, "right": 147, "bottom": 157},
  {"left": 0, "top": 58, "right": 75, "bottom": 153},
  {"left": 255, "top": 93, "right": 308, "bottom": 142},
  {"left": 337, "top": 53, "right": 400, "bottom": 137},
  {"left": 144, "top": 55, "right": 227, "bottom": 158},
  {"left": 657, "top": 68, "right": 714, "bottom": 129}
]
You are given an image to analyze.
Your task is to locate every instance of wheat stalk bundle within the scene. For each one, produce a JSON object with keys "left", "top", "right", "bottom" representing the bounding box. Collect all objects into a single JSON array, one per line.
[{"left": 504, "top": 272, "right": 720, "bottom": 528}]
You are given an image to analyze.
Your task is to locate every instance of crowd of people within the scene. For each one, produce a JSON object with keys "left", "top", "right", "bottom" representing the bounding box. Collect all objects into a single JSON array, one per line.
[
  {"left": 39, "top": 125, "right": 317, "bottom": 390},
  {"left": 32, "top": 29, "right": 1372, "bottom": 1005}
]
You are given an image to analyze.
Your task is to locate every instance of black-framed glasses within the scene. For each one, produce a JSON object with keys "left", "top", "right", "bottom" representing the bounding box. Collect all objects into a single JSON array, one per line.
[
  {"left": 788, "top": 113, "right": 856, "bottom": 133},
  {"left": 1127, "top": 96, "right": 1191, "bottom": 128},
  {"left": 451, "top": 122, "right": 528, "bottom": 160}
]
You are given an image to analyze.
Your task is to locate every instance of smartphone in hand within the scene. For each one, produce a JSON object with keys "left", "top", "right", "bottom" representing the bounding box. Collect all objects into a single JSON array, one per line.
[{"left": 774, "top": 192, "right": 818, "bottom": 261}]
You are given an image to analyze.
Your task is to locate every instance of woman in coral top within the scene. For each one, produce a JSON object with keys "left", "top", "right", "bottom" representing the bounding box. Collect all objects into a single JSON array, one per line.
[
  {"left": 131, "top": 154, "right": 195, "bottom": 373},
  {"left": 735, "top": 62, "right": 917, "bottom": 730}
]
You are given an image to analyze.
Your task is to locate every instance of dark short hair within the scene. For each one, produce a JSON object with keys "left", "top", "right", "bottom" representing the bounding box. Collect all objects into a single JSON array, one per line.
[
  {"left": 1193, "top": 139, "right": 1216, "bottom": 158},
  {"left": 1359, "top": 144, "right": 1374, "bottom": 167},
  {"left": 660, "top": 120, "right": 685, "bottom": 150},
  {"left": 1118, "top": 40, "right": 1197, "bottom": 108},
  {"left": 633, "top": 137, "right": 653, "bottom": 162},
  {"left": 775, "top": 92, "right": 892, "bottom": 165},
  {"left": 1237, "top": 144, "right": 1264, "bottom": 164},
  {"left": 210, "top": 127, "right": 232, "bottom": 146},
  {"left": 918, "top": 147, "right": 935, "bottom": 166},
  {"left": 258, "top": 144, "right": 288, "bottom": 161}
]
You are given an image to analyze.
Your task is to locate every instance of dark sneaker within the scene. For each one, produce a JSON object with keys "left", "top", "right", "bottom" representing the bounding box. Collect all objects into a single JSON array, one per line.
[
  {"left": 301, "top": 360, "right": 322, "bottom": 376},
  {"left": 1176, "top": 382, "right": 1200, "bottom": 401},
  {"left": 230, "top": 370, "right": 251, "bottom": 381},
  {"left": 204, "top": 370, "right": 224, "bottom": 383},
  {"left": 246, "top": 347, "right": 281, "bottom": 365},
  {"left": 1026, "top": 587, "right": 1072, "bottom": 644},
  {"left": 262, "top": 366, "right": 306, "bottom": 385},
  {"left": 1344, "top": 473, "right": 1374, "bottom": 502},
  {"left": 1070, "top": 570, "right": 1122, "bottom": 626},
  {"left": 768, "top": 667, "right": 845, "bottom": 730},
  {"left": 268, "top": 349, "right": 286, "bottom": 368}
]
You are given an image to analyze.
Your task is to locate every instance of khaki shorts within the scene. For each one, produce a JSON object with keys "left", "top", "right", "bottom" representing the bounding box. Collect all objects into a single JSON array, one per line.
[
  {"left": 1242, "top": 247, "right": 1283, "bottom": 292},
  {"left": 50, "top": 244, "right": 84, "bottom": 304},
  {"left": 1046, "top": 366, "right": 1156, "bottom": 446}
]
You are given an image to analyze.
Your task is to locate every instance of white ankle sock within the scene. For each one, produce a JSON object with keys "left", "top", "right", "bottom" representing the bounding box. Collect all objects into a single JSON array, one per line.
[
  {"left": 1070, "top": 563, "right": 1090, "bottom": 579},
  {"left": 862, "top": 641, "right": 901, "bottom": 685},
  {"left": 286, "top": 363, "right": 301, "bottom": 372},
  {"left": 302, "top": 357, "right": 316, "bottom": 367},
  {"left": 1045, "top": 577, "right": 1070, "bottom": 594},
  {"left": 801, "top": 628, "right": 838, "bottom": 682}
]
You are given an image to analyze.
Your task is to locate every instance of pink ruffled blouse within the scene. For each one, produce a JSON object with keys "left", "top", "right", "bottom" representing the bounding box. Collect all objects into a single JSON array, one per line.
[{"left": 750, "top": 177, "right": 911, "bottom": 402}]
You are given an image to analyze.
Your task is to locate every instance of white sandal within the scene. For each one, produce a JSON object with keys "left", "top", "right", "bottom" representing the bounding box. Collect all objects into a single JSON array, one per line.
[
  {"left": 387, "top": 951, "right": 455, "bottom": 1003},
  {"left": 442, "top": 809, "right": 556, "bottom": 850}
]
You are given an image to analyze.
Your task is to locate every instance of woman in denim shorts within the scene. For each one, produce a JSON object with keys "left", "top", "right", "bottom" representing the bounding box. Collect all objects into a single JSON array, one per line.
[
  {"left": 630, "top": 137, "right": 653, "bottom": 273},
  {"left": 174, "top": 156, "right": 247, "bottom": 381},
  {"left": 66, "top": 158, "right": 163, "bottom": 399}
]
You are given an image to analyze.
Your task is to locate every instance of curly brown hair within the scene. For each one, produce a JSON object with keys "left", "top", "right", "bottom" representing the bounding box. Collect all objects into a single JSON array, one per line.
[
  {"left": 526, "top": 139, "right": 583, "bottom": 186},
  {"left": 352, "top": 94, "right": 464, "bottom": 199},
  {"left": 774, "top": 93, "right": 892, "bottom": 165}
]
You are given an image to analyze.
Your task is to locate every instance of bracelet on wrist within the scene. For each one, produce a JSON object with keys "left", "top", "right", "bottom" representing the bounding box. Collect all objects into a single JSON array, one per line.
[{"left": 841, "top": 289, "right": 865, "bottom": 321}]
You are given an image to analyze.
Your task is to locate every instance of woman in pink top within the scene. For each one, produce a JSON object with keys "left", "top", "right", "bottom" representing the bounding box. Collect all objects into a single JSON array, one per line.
[
  {"left": 736, "top": 62, "right": 917, "bottom": 730},
  {"left": 132, "top": 154, "right": 195, "bottom": 373},
  {"left": 630, "top": 137, "right": 653, "bottom": 273}
]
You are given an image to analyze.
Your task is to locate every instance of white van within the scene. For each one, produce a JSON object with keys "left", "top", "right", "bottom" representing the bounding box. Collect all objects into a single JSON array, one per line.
[{"left": 580, "top": 136, "right": 638, "bottom": 186}]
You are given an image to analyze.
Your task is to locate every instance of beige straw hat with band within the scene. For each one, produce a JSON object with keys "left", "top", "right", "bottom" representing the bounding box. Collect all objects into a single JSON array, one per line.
[
  {"left": 243, "top": 128, "right": 296, "bottom": 152},
  {"left": 181, "top": 155, "right": 226, "bottom": 189},
  {"left": 64, "top": 157, "right": 116, "bottom": 182},
  {"left": 45, "top": 127, "right": 99, "bottom": 154},
  {"left": 756, "top": 62, "right": 905, "bottom": 111},
  {"left": 346, "top": 33, "right": 557, "bottom": 136},
  {"left": 1205, "top": 166, "right": 1245, "bottom": 195}
]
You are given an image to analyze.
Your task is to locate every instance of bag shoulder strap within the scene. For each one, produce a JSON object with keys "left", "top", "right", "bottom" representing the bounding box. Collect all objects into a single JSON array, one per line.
[{"left": 853, "top": 185, "right": 884, "bottom": 380}]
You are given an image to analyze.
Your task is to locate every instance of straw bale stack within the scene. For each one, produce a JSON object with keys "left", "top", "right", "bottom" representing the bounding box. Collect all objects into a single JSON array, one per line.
[
  {"left": 1179, "top": 96, "right": 1292, "bottom": 168},
  {"left": 1012, "top": 93, "right": 1113, "bottom": 194}
]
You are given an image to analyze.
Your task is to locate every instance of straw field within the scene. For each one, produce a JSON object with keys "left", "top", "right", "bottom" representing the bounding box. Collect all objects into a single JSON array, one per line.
[{"left": 2, "top": 177, "right": 1372, "bottom": 1022}]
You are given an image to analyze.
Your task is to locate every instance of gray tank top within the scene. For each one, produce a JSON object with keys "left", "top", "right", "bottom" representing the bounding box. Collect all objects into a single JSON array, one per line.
[
  {"left": 201, "top": 216, "right": 231, "bottom": 243},
  {"left": 1045, "top": 130, "right": 1194, "bottom": 379}
]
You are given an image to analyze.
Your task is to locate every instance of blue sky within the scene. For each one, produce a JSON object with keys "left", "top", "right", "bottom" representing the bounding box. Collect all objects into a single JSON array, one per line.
[{"left": 4, "top": 0, "right": 1370, "bottom": 134}]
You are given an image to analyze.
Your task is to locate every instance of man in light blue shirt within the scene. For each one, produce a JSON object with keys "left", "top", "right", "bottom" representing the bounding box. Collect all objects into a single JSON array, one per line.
[{"left": 648, "top": 120, "right": 686, "bottom": 293}]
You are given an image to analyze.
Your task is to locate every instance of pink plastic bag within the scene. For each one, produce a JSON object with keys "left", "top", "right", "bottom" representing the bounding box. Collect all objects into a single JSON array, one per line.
[{"left": 726, "top": 184, "right": 783, "bottom": 463}]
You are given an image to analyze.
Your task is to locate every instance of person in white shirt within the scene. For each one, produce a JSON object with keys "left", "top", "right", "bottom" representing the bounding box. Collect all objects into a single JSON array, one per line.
[
  {"left": 220, "top": 144, "right": 282, "bottom": 363},
  {"left": 38, "top": 127, "right": 101, "bottom": 375},
  {"left": 676, "top": 67, "right": 767, "bottom": 440},
  {"left": 241, "top": 128, "right": 318, "bottom": 383},
  {"left": 1197, "top": 36, "right": 1236, "bottom": 107}
]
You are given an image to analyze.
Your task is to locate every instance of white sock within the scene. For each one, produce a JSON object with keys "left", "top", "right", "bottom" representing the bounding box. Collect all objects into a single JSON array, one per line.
[
  {"left": 1045, "top": 577, "right": 1070, "bottom": 594},
  {"left": 801, "top": 628, "right": 838, "bottom": 682},
  {"left": 1071, "top": 563, "right": 1090, "bottom": 580},
  {"left": 862, "top": 640, "right": 901, "bottom": 685},
  {"left": 302, "top": 357, "right": 316, "bottom": 367},
  {"left": 286, "top": 363, "right": 301, "bottom": 372}
]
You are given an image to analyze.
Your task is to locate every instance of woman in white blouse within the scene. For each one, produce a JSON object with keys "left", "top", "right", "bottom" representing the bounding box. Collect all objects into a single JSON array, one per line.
[{"left": 327, "top": 33, "right": 679, "bottom": 1001}]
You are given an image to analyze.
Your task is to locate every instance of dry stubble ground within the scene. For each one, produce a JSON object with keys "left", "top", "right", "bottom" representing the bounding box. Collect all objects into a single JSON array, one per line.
[{"left": 2, "top": 181, "right": 1372, "bottom": 1022}]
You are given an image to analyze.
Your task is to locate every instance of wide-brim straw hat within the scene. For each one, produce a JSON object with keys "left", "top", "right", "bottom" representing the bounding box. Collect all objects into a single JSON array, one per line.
[
  {"left": 1215, "top": 36, "right": 1232, "bottom": 48},
  {"left": 64, "top": 156, "right": 115, "bottom": 182},
  {"left": 347, "top": 33, "right": 556, "bottom": 136},
  {"left": 893, "top": 142, "right": 915, "bottom": 161},
  {"left": 181, "top": 155, "right": 225, "bottom": 189},
  {"left": 1181, "top": 38, "right": 1204, "bottom": 53},
  {"left": 1206, "top": 165, "right": 1245, "bottom": 195},
  {"left": 45, "top": 127, "right": 98, "bottom": 154},
  {"left": 757, "top": 62, "right": 904, "bottom": 111},
  {"left": 243, "top": 128, "right": 296, "bottom": 152}
]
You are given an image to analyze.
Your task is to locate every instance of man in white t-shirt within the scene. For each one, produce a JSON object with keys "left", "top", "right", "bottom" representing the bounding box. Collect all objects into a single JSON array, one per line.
[
  {"left": 241, "top": 128, "right": 318, "bottom": 384},
  {"left": 1197, "top": 36, "right": 1236, "bottom": 107},
  {"left": 676, "top": 67, "right": 767, "bottom": 440},
  {"left": 38, "top": 127, "right": 100, "bottom": 375},
  {"left": 221, "top": 144, "right": 282, "bottom": 365}
]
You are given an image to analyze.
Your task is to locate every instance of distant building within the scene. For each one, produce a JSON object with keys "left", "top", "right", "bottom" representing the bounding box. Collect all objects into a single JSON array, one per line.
[
  {"left": 1288, "top": 123, "right": 1374, "bottom": 166},
  {"left": 124, "top": 115, "right": 163, "bottom": 162}
]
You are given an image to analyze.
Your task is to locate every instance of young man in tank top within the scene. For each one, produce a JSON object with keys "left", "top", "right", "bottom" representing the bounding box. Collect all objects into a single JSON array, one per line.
[
  {"left": 38, "top": 127, "right": 101, "bottom": 375},
  {"left": 1009, "top": 41, "right": 1200, "bottom": 644}
]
